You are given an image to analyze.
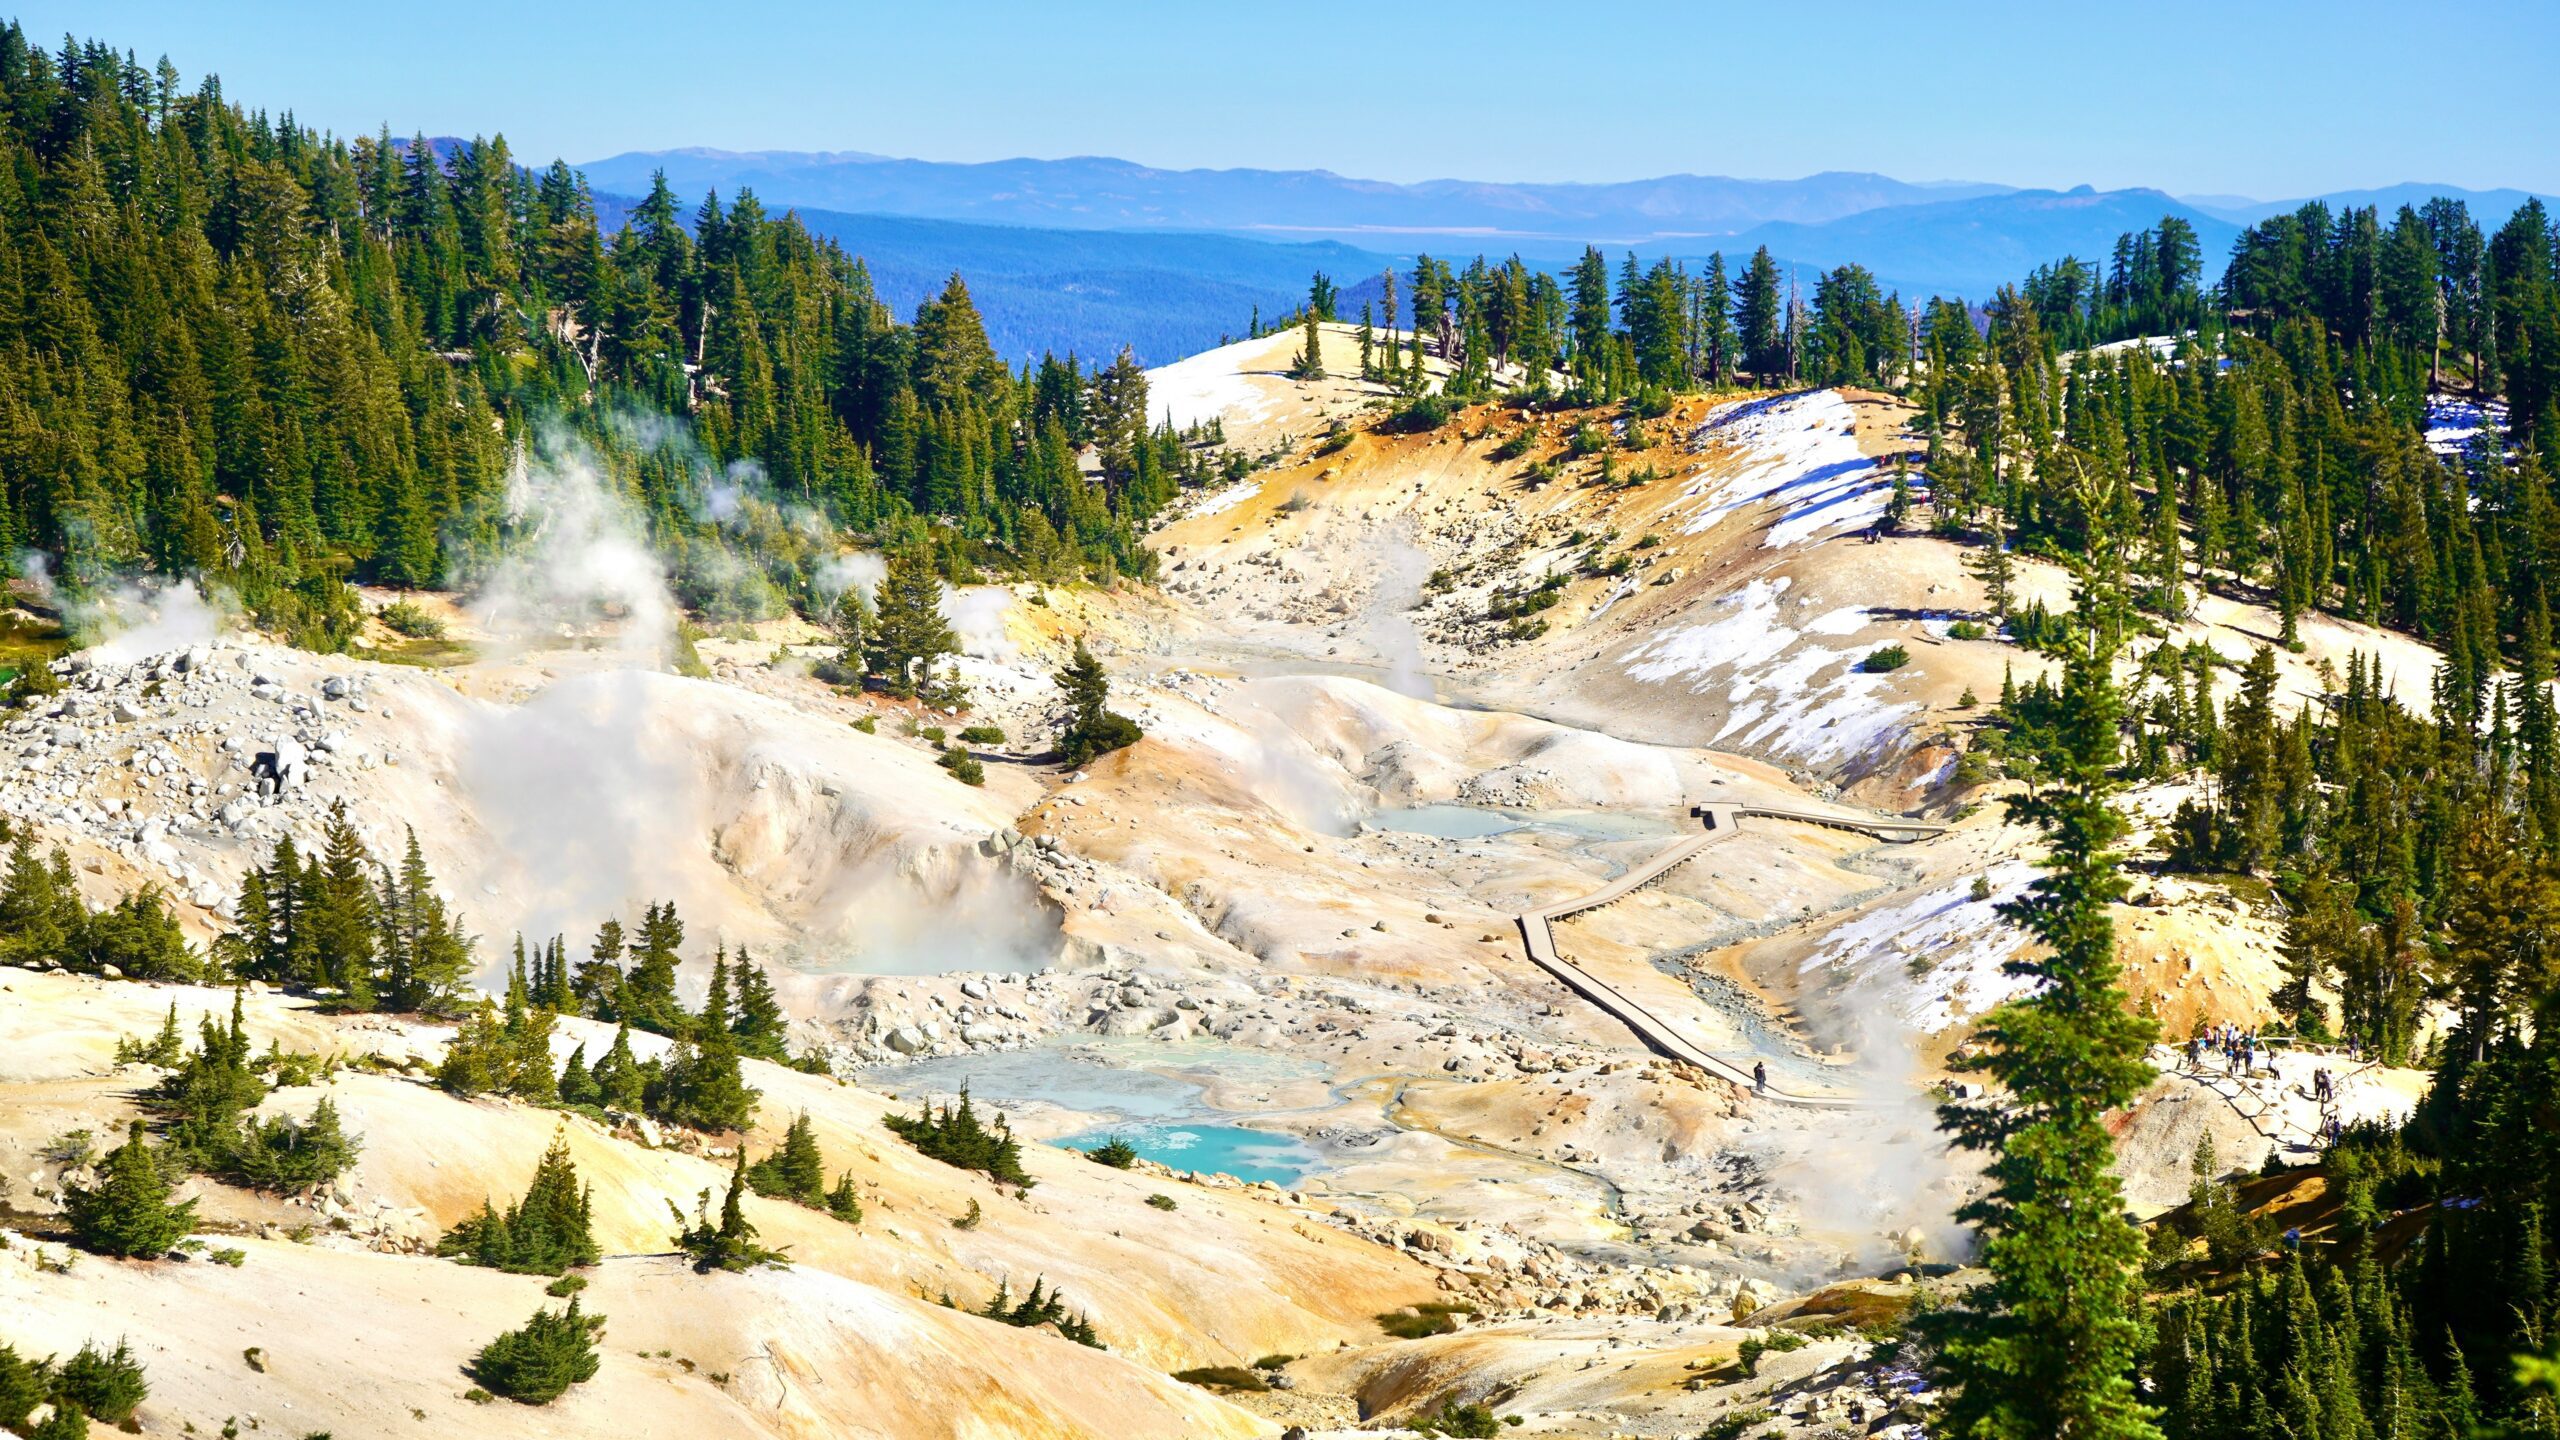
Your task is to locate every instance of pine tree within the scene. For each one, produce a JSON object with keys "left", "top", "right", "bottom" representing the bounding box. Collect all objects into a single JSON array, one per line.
[
  {"left": 1053, "top": 638, "right": 1142, "bottom": 766},
  {"left": 1932, "top": 587, "right": 2161, "bottom": 1440},
  {"left": 670, "top": 1153, "right": 783, "bottom": 1272},
  {"left": 62, "top": 1121, "right": 196, "bottom": 1258},
  {"left": 747, "top": 1112, "right": 830, "bottom": 1207},
  {"left": 867, "top": 548, "right": 956, "bottom": 700},
  {"left": 727, "top": 952, "right": 789, "bottom": 1062},
  {"left": 441, "top": 1129, "right": 597, "bottom": 1275},
  {"left": 378, "top": 828, "right": 472, "bottom": 1014},
  {"left": 468, "top": 1296, "right": 603, "bottom": 1405},
  {"left": 1287, "top": 305, "right": 1326, "bottom": 381},
  {"left": 591, "top": 1022, "right": 648, "bottom": 1112},
  {"left": 574, "top": 918, "right": 627, "bottom": 1018},
  {"left": 1736, "top": 247, "right": 1786, "bottom": 381},
  {"left": 619, "top": 902, "right": 686, "bottom": 1036}
]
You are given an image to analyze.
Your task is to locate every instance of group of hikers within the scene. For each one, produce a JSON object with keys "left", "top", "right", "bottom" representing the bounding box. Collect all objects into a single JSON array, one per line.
[
  {"left": 2188, "top": 1021, "right": 2269, "bottom": 1076},
  {"left": 2182, "top": 1018, "right": 2359, "bottom": 1147}
]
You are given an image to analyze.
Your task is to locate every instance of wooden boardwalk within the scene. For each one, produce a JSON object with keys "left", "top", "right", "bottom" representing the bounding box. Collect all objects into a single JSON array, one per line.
[{"left": 1514, "top": 800, "right": 1945, "bottom": 1106}]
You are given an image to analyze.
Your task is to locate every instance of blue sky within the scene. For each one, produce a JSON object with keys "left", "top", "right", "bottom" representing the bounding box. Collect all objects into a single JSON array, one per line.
[{"left": 29, "top": 1, "right": 2560, "bottom": 196}]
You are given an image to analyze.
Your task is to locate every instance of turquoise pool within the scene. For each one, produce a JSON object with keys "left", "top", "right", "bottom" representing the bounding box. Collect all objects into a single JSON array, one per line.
[{"left": 1059, "top": 1124, "right": 1319, "bottom": 1186}]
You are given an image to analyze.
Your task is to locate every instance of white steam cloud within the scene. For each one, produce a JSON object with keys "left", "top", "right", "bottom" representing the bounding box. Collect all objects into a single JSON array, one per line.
[
  {"left": 1362, "top": 529, "right": 1433, "bottom": 699},
  {"left": 456, "top": 670, "right": 705, "bottom": 948},
  {"left": 19, "top": 552, "right": 234, "bottom": 663},
  {"left": 461, "top": 431, "right": 674, "bottom": 660},
  {"left": 813, "top": 550, "right": 886, "bottom": 604},
  {"left": 939, "top": 587, "right": 1018, "bottom": 661}
]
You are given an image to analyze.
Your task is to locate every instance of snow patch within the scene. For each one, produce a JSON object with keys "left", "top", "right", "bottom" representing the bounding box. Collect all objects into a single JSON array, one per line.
[
  {"left": 1620, "top": 577, "right": 1918, "bottom": 766},
  {"left": 1801, "top": 862, "right": 2042, "bottom": 1033},
  {"left": 1147, "top": 342, "right": 1281, "bottom": 431},
  {"left": 2424, "top": 392, "right": 2509, "bottom": 461},
  {"left": 1184, "top": 481, "right": 1263, "bottom": 521},
  {"left": 1675, "top": 391, "right": 1892, "bottom": 548}
]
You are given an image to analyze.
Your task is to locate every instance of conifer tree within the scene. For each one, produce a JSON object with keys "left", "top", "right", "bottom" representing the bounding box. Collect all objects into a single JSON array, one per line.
[
  {"left": 469, "top": 1296, "right": 603, "bottom": 1405},
  {"left": 618, "top": 902, "right": 686, "bottom": 1036},
  {"left": 62, "top": 1121, "right": 196, "bottom": 1258},
  {"left": 440, "top": 1130, "right": 597, "bottom": 1275},
  {"left": 867, "top": 548, "right": 957, "bottom": 700},
  {"left": 1933, "top": 587, "right": 2160, "bottom": 1440},
  {"left": 671, "top": 1153, "right": 783, "bottom": 1272},
  {"left": 591, "top": 1022, "right": 648, "bottom": 1112},
  {"left": 747, "top": 1112, "right": 832, "bottom": 1207},
  {"left": 727, "top": 953, "right": 790, "bottom": 1062},
  {"left": 1053, "top": 638, "right": 1142, "bottom": 766},
  {"left": 1288, "top": 306, "right": 1326, "bottom": 381},
  {"left": 574, "top": 918, "right": 627, "bottom": 1018}
]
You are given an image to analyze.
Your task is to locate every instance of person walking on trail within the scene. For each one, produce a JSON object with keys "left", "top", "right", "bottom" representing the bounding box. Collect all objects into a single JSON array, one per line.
[{"left": 1754, "top": 1061, "right": 1767, "bottom": 1095}]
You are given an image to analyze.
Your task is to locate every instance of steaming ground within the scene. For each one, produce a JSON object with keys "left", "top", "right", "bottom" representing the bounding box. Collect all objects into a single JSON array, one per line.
[{"left": 0, "top": 327, "right": 2436, "bottom": 1437}]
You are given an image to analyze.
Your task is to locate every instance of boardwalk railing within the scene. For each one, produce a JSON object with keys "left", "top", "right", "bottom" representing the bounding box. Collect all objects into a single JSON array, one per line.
[{"left": 1513, "top": 800, "right": 1945, "bottom": 1106}]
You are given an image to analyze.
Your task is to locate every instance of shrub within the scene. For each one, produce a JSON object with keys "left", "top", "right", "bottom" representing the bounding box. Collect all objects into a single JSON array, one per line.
[
  {"left": 1700, "top": 1410, "right": 1776, "bottom": 1440},
  {"left": 1377, "top": 1302, "right": 1474, "bottom": 1339},
  {"left": 377, "top": 600, "right": 446, "bottom": 639},
  {"left": 979, "top": 1278, "right": 1102, "bottom": 1348},
  {"left": 1947, "top": 619, "right": 1987, "bottom": 640},
  {"left": 1385, "top": 394, "right": 1452, "bottom": 433},
  {"left": 1734, "top": 1328, "right": 1806, "bottom": 1377},
  {"left": 1568, "top": 422, "right": 1608, "bottom": 456},
  {"left": 1171, "top": 1366, "right": 1267, "bottom": 1392},
  {"left": 544, "top": 1275, "right": 586, "bottom": 1298},
  {"left": 54, "top": 1339, "right": 148, "bottom": 1425},
  {"left": 1084, "top": 1138, "right": 1139, "bottom": 1169},
  {"left": 1487, "top": 431, "right": 1532, "bottom": 461},
  {"left": 1145, "top": 1192, "right": 1177, "bottom": 1211},
  {"left": 884, "top": 1087, "right": 1033, "bottom": 1189},
  {"left": 938, "top": 746, "right": 986, "bottom": 786},
  {"left": 1860, "top": 644, "right": 1910, "bottom": 673},
  {"left": 957, "top": 724, "right": 1005, "bottom": 746},
  {"left": 1413, "top": 1400, "right": 1504, "bottom": 1436},
  {"left": 468, "top": 1298, "right": 603, "bottom": 1405},
  {"left": 851, "top": 714, "right": 877, "bottom": 734}
]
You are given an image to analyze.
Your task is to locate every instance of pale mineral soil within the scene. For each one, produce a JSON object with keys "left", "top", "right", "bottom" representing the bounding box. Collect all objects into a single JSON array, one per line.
[{"left": 0, "top": 330, "right": 2444, "bottom": 1437}]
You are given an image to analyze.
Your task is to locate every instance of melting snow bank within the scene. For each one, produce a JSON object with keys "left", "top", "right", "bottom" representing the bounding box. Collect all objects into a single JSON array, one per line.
[
  {"left": 1179, "top": 480, "right": 1263, "bottom": 522},
  {"left": 1619, "top": 576, "right": 1918, "bottom": 769},
  {"left": 1145, "top": 338, "right": 1282, "bottom": 431},
  {"left": 2425, "top": 391, "right": 2509, "bottom": 461},
  {"left": 1798, "top": 861, "right": 2041, "bottom": 1033},
  {"left": 1676, "top": 390, "right": 1900, "bottom": 548}
]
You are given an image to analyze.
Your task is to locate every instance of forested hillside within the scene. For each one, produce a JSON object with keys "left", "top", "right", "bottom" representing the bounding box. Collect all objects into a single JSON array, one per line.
[
  {"left": 1277, "top": 183, "right": 2560, "bottom": 1434},
  {"left": 0, "top": 25, "right": 1228, "bottom": 647}
]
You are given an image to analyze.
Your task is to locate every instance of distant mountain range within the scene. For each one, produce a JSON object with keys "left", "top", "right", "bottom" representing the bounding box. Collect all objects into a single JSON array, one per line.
[
  {"left": 577, "top": 150, "right": 2011, "bottom": 258},
  {"left": 573, "top": 148, "right": 2558, "bottom": 364}
]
